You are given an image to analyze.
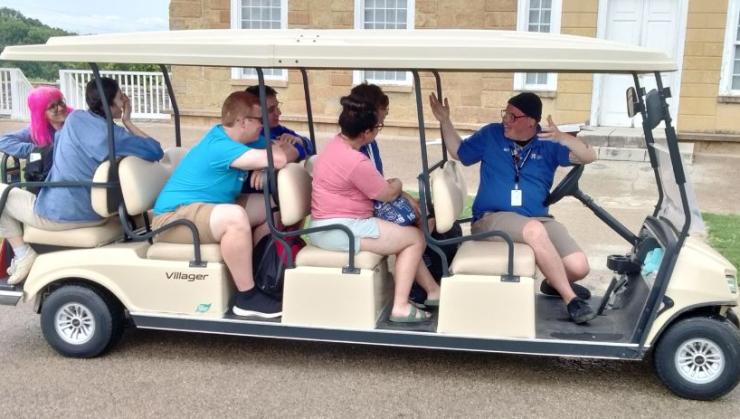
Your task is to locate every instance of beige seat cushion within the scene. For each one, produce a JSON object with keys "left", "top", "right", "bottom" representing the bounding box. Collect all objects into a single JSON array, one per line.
[
  {"left": 450, "top": 241, "right": 536, "bottom": 278},
  {"left": 277, "top": 162, "right": 311, "bottom": 226},
  {"left": 296, "top": 244, "right": 384, "bottom": 269},
  {"left": 146, "top": 243, "right": 223, "bottom": 262},
  {"left": 430, "top": 161, "right": 467, "bottom": 234},
  {"left": 23, "top": 217, "right": 123, "bottom": 248}
]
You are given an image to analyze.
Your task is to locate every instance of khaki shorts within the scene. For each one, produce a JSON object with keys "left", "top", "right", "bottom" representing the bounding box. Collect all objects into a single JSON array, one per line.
[
  {"left": 151, "top": 203, "right": 217, "bottom": 244},
  {"left": 471, "top": 211, "right": 582, "bottom": 258}
]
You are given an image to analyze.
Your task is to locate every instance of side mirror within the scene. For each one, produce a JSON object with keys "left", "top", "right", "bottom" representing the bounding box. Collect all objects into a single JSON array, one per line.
[
  {"left": 644, "top": 89, "right": 665, "bottom": 130},
  {"left": 626, "top": 87, "right": 642, "bottom": 118}
]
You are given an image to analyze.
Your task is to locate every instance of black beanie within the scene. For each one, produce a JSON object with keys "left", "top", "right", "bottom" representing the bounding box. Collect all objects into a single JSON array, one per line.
[{"left": 508, "top": 92, "right": 542, "bottom": 122}]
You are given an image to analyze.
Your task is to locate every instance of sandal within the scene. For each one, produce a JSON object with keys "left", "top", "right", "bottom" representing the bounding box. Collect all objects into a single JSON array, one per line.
[
  {"left": 389, "top": 305, "right": 432, "bottom": 323},
  {"left": 423, "top": 298, "right": 439, "bottom": 307}
]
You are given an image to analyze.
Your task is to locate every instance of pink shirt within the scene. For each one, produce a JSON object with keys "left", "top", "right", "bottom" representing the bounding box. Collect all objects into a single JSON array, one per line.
[{"left": 311, "top": 134, "right": 388, "bottom": 219}]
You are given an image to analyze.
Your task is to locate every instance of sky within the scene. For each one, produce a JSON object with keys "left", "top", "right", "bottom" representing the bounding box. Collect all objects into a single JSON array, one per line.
[{"left": 0, "top": 0, "right": 169, "bottom": 34}]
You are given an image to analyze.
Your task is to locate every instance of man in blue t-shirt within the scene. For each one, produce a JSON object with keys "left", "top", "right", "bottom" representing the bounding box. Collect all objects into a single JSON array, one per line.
[
  {"left": 242, "top": 85, "right": 314, "bottom": 193},
  {"left": 152, "top": 91, "right": 297, "bottom": 318},
  {"left": 429, "top": 92, "right": 598, "bottom": 324}
]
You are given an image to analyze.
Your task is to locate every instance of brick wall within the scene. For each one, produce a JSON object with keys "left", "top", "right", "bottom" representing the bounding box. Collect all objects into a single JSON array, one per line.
[{"left": 678, "top": 0, "right": 737, "bottom": 135}]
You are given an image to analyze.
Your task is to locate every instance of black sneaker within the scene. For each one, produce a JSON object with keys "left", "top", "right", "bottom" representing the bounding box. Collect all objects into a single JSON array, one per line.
[
  {"left": 233, "top": 288, "right": 282, "bottom": 318},
  {"left": 540, "top": 280, "right": 592, "bottom": 300},
  {"left": 567, "top": 297, "right": 597, "bottom": 324}
]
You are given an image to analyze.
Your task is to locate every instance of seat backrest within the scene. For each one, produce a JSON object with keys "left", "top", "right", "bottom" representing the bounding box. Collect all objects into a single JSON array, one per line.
[
  {"left": 430, "top": 160, "right": 467, "bottom": 234},
  {"left": 119, "top": 147, "right": 189, "bottom": 216},
  {"left": 277, "top": 162, "right": 312, "bottom": 226},
  {"left": 90, "top": 160, "right": 116, "bottom": 218}
]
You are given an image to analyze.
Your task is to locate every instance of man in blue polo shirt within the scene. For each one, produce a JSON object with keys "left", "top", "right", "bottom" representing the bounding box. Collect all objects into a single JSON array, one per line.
[{"left": 428, "top": 91, "right": 598, "bottom": 324}]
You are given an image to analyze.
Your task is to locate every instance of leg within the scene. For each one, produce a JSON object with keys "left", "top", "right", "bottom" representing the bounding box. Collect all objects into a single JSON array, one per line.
[
  {"left": 521, "top": 220, "right": 577, "bottom": 304},
  {"left": 541, "top": 218, "right": 590, "bottom": 282},
  {"left": 209, "top": 204, "right": 254, "bottom": 292},
  {"left": 360, "top": 220, "right": 431, "bottom": 320}
]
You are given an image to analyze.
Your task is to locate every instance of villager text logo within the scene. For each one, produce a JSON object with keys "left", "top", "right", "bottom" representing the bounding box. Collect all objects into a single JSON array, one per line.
[{"left": 166, "top": 272, "right": 209, "bottom": 282}]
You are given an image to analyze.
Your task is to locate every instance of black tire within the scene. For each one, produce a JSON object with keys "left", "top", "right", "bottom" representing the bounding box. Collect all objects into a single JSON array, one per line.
[
  {"left": 654, "top": 316, "right": 740, "bottom": 400},
  {"left": 40, "top": 285, "right": 124, "bottom": 358},
  {"left": 727, "top": 308, "right": 739, "bottom": 329}
]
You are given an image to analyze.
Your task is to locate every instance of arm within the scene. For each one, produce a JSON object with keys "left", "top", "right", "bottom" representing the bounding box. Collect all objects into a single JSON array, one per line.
[
  {"left": 429, "top": 93, "right": 463, "bottom": 160},
  {"left": 120, "top": 93, "right": 151, "bottom": 139},
  {"left": 0, "top": 127, "right": 35, "bottom": 158},
  {"left": 230, "top": 142, "right": 294, "bottom": 171},
  {"left": 539, "top": 115, "right": 597, "bottom": 164},
  {"left": 373, "top": 178, "right": 403, "bottom": 203}
]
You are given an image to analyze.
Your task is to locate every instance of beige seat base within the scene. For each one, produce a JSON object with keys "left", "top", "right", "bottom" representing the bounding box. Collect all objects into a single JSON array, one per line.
[
  {"left": 437, "top": 274, "right": 535, "bottom": 338},
  {"left": 23, "top": 217, "right": 123, "bottom": 248},
  {"left": 282, "top": 262, "right": 392, "bottom": 329},
  {"left": 146, "top": 242, "right": 224, "bottom": 263},
  {"left": 450, "top": 240, "right": 536, "bottom": 278},
  {"left": 296, "top": 244, "right": 384, "bottom": 269}
]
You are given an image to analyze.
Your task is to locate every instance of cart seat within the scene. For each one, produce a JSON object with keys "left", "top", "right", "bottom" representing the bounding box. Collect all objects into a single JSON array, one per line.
[
  {"left": 23, "top": 159, "right": 126, "bottom": 247},
  {"left": 431, "top": 161, "right": 536, "bottom": 277},
  {"left": 278, "top": 161, "right": 385, "bottom": 270},
  {"left": 109, "top": 147, "right": 217, "bottom": 263}
]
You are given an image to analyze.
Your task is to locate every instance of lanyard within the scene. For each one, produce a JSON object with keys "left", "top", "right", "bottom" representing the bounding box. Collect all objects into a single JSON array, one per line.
[{"left": 511, "top": 145, "right": 533, "bottom": 188}]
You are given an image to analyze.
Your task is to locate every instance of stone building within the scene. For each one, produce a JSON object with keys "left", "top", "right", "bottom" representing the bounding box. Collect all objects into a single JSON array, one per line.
[{"left": 169, "top": 0, "right": 740, "bottom": 150}]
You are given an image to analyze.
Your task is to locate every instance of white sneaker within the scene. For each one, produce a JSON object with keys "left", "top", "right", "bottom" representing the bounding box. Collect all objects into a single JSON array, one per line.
[{"left": 7, "top": 249, "right": 37, "bottom": 285}]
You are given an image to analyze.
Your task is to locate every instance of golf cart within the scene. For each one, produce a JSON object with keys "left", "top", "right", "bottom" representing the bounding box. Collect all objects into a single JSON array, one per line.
[{"left": 0, "top": 29, "right": 737, "bottom": 401}]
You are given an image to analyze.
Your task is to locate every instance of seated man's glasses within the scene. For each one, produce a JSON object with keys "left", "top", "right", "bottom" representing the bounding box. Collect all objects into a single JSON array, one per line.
[{"left": 501, "top": 109, "right": 528, "bottom": 123}]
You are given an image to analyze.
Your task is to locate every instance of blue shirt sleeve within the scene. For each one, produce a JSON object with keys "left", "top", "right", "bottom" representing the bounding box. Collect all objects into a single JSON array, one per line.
[
  {"left": 273, "top": 124, "right": 314, "bottom": 156},
  {"left": 0, "top": 127, "right": 35, "bottom": 158},
  {"left": 457, "top": 127, "right": 489, "bottom": 166},
  {"left": 112, "top": 124, "right": 164, "bottom": 161},
  {"left": 553, "top": 142, "right": 572, "bottom": 167}
]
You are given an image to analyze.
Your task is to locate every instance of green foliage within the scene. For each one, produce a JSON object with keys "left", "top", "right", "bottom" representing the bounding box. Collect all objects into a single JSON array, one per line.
[
  {"left": 0, "top": 8, "right": 162, "bottom": 82},
  {"left": 704, "top": 213, "right": 740, "bottom": 276}
]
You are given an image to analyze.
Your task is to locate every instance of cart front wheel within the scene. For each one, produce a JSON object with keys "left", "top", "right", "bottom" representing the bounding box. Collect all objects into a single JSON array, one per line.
[
  {"left": 40, "top": 285, "right": 123, "bottom": 358},
  {"left": 654, "top": 316, "right": 740, "bottom": 400}
]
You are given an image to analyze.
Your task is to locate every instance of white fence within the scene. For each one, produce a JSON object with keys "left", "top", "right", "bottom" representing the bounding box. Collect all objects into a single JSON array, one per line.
[
  {"left": 59, "top": 70, "right": 172, "bottom": 120},
  {"left": 0, "top": 68, "right": 33, "bottom": 120}
]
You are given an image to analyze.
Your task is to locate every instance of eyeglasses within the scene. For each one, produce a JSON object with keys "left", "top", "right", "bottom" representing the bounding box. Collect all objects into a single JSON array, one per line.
[
  {"left": 501, "top": 109, "right": 529, "bottom": 123},
  {"left": 46, "top": 99, "right": 66, "bottom": 112},
  {"left": 267, "top": 101, "right": 282, "bottom": 114},
  {"left": 244, "top": 116, "right": 263, "bottom": 124},
  {"left": 374, "top": 122, "right": 384, "bottom": 131}
]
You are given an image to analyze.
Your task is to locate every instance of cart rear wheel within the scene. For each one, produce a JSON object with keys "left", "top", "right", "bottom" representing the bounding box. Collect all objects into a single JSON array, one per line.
[
  {"left": 40, "top": 285, "right": 124, "bottom": 358},
  {"left": 654, "top": 316, "right": 740, "bottom": 400}
]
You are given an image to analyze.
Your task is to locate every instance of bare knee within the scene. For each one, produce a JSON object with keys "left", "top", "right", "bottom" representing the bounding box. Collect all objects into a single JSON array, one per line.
[
  {"left": 565, "top": 252, "right": 590, "bottom": 280},
  {"left": 212, "top": 205, "right": 251, "bottom": 240},
  {"left": 522, "top": 220, "right": 548, "bottom": 246}
]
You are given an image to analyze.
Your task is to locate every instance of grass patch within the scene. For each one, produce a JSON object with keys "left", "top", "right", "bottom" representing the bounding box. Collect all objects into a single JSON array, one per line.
[{"left": 703, "top": 213, "right": 740, "bottom": 273}]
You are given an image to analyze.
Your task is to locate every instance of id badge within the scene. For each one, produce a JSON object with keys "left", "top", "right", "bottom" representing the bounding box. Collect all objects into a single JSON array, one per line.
[
  {"left": 511, "top": 189, "right": 523, "bottom": 207},
  {"left": 29, "top": 152, "right": 42, "bottom": 162}
]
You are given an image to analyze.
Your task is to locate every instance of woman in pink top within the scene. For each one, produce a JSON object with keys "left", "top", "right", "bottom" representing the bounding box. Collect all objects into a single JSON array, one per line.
[{"left": 308, "top": 95, "right": 441, "bottom": 323}]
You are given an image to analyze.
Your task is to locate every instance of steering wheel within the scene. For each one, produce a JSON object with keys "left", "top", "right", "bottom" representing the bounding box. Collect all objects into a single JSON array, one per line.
[{"left": 544, "top": 165, "right": 584, "bottom": 206}]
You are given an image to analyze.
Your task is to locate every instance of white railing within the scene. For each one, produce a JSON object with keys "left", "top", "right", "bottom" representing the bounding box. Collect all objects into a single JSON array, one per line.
[
  {"left": 0, "top": 68, "right": 33, "bottom": 120},
  {"left": 59, "top": 70, "right": 172, "bottom": 120}
]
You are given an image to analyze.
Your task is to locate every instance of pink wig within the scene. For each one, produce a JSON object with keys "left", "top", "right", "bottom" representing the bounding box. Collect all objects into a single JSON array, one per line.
[{"left": 27, "top": 86, "right": 70, "bottom": 147}]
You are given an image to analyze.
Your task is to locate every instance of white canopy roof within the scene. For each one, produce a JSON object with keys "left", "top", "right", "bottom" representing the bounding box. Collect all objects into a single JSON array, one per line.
[{"left": 0, "top": 29, "right": 676, "bottom": 73}]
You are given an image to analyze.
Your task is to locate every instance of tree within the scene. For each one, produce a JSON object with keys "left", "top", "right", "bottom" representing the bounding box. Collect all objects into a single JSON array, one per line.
[{"left": 0, "top": 7, "right": 161, "bottom": 82}]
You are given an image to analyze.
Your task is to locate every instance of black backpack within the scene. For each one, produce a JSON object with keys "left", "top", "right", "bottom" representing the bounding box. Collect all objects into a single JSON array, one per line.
[
  {"left": 252, "top": 234, "right": 306, "bottom": 298},
  {"left": 23, "top": 146, "right": 53, "bottom": 194}
]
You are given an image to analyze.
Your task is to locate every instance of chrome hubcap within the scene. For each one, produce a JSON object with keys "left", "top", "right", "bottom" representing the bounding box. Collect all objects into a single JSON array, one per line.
[
  {"left": 675, "top": 338, "right": 725, "bottom": 384},
  {"left": 54, "top": 303, "right": 95, "bottom": 345}
]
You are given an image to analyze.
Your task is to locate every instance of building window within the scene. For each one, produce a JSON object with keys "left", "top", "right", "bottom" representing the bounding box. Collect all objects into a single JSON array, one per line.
[
  {"left": 230, "top": 0, "right": 288, "bottom": 80},
  {"left": 354, "top": 0, "right": 415, "bottom": 85},
  {"left": 720, "top": 0, "right": 740, "bottom": 95},
  {"left": 515, "top": 0, "right": 562, "bottom": 91}
]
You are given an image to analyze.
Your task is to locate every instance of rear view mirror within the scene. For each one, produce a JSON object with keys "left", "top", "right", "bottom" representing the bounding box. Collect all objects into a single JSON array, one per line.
[
  {"left": 644, "top": 89, "right": 665, "bottom": 130},
  {"left": 626, "top": 87, "right": 641, "bottom": 118}
]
